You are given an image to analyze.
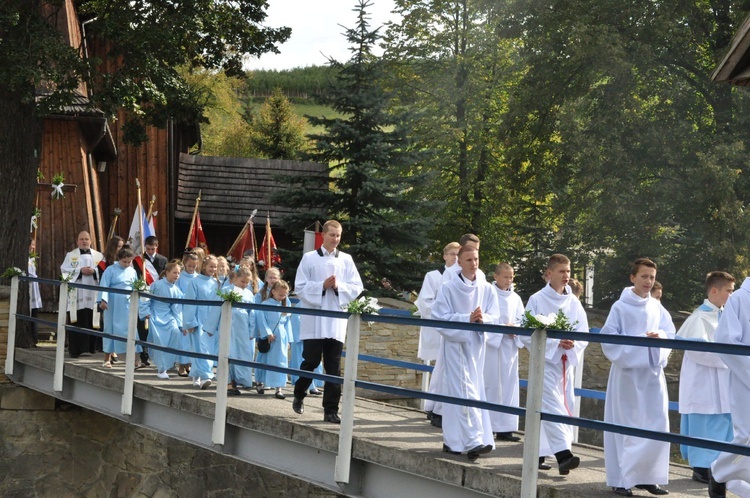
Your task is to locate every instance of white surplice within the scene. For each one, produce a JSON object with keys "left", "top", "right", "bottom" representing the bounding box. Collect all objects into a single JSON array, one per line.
[
  {"left": 711, "top": 277, "right": 750, "bottom": 495},
  {"left": 432, "top": 272, "right": 498, "bottom": 452},
  {"left": 484, "top": 283, "right": 524, "bottom": 433},
  {"left": 677, "top": 299, "right": 730, "bottom": 414},
  {"left": 294, "top": 248, "right": 363, "bottom": 343},
  {"left": 416, "top": 265, "right": 454, "bottom": 361},
  {"left": 601, "top": 287, "right": 675, "bottom": 489},
  {"left": 523, "top": 284, "right": 589, "bottom": 456}
]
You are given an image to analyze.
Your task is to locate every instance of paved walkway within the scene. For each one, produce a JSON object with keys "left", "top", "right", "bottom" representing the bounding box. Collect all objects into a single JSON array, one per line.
[{"left": 21, "top": 347, "right": 721, "bottom": 497}]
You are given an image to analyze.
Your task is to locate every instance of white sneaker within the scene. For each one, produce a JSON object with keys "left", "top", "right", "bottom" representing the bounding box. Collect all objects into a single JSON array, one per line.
[
  {"left": 156, "top": 372, "right": 169, "bottom": 379},
  {"left": 200, "top": 379, "right": 212, "bottom": 390},
  {"left": 193, "top": 378, "right": 201, "bottom": 387}
]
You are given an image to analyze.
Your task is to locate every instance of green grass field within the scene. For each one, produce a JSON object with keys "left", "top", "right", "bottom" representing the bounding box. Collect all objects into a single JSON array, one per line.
[{"left": 291, "top": 102, "right": 346, "bottom": 136}]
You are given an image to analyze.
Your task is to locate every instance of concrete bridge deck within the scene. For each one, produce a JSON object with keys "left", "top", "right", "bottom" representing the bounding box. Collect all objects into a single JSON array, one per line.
[{"left": 9, "top": 347, "right": 715, "bottom": 498}]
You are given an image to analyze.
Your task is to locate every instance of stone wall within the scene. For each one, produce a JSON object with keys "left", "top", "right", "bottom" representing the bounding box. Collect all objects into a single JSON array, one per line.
[
  {"left": 355, "top": 302, "right": 688, "bottom": 447},
  {"left": 0, "top": 385, "right": 340, "bottom": 498}
]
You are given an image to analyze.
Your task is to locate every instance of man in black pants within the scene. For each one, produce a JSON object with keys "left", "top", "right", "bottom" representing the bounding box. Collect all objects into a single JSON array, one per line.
[{"left": 292, "top": 220, "right": 363, "bottom": 423}]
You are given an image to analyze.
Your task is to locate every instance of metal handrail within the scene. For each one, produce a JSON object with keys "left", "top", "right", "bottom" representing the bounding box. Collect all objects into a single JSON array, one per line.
[{"left": 5, "top": 275, "right": 750, "bottom": 497}]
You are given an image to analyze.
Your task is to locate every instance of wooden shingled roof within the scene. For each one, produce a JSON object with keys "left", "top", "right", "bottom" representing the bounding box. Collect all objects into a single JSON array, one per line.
[
  {"left": 712, "top": 14, "right": 750, "bottom": 85},
  {"left": 176, "top": 153, "right": 328, "bottom": 225}
]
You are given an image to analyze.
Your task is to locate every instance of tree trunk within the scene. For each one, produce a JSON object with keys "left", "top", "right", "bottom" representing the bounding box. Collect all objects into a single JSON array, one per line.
[{"left": 0, "top": 85, "right": 43, "bottom": 348}]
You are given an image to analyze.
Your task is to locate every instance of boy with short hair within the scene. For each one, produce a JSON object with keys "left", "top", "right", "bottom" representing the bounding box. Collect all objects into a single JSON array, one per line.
[
  {"left": 524, "top": 254, "right": 589, "bottom": 474},
  {"left": 601, "top": 258, "right": 674, "bottom": 496},
  {"left": 432, "top": 245, "right": 498, "bottom": 461},
  {"left": 417, "top": 242, "right": 459, "bottom": 423},
  {"left": 485, "top": 262, "right": 524, "bottom": 442},
  {"left": 417, "top": 242, "right": 461, "bottom": 362},
  {"left": 678, "top": 271, "right": 735, "bottom": 484}
]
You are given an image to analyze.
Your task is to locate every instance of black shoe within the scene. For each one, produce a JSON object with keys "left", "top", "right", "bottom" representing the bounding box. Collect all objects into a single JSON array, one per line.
[
  {"left": 227, "top": 388, "right": 241, "bottom": 396},
  {"left": 292, "top": 397, "right": 304, "bottom": 414},
  {"left": 612, "top": 488, "right": 633, "bottom": 497},
  {"left": 442, "top": 444, "right": 460, "bottom": 455},
  {"left": 709, "top": 476, "right": 726, "bottom": 498},
  {"left": 430, "top": 414, "right": 443, "bottom": 428},
  {"left": 495, "top": 432, "right": 521, "bottom": 442},
  {"left": 426, "top": 411, "right": 434, "bottom": 421},
  {"left": 308, "top": 388, "right": 322, "bottom": 396},
  {"left": 634, "top": 484, "right": 669, "bottom": 495},
  {"left": 467, "top": 444, "right": 492, "bottom": 461},
  {"left": 275, "top": 391, "right": 286, "bottom": 400},
  {"left": 324, "top": 413, "right": 341, "bottom": 424},
  {"left": 558, "top": 455, "right": 580, "bottom": 475},
  {"left": 69, "top": 354, "right": 80, "bottom": 359},
  {"left": 538, "top": 462, "right": 552, "bottom": 470},
  {"left": 692, "top": 467, "right": 710, "bottom": 484}
]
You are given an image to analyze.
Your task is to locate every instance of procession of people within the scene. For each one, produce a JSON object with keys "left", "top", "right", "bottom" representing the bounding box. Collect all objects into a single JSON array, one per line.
[{"left": 43, "top": 222, "right": 749, "bottom": 497}]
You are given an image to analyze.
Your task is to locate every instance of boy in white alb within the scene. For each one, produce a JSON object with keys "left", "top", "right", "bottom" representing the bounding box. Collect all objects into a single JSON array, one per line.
[
  {"left": 709, "top": 276, "right": 750, "bottom": 498},
  {"left": 601, "top": 258, "right": 674, "bottom": 496},
  {"left": 417, "top": 242, "right": 460, "bottom": 421},
  {"left": 432, "top": 245, "right": 498, "bottom": 461},
  {"left": 485, "top": 262, "right": 524, "bottom": 442},
  {"left": 524, "top": 253, "right": 589, "bottom": 475},
  {"left": 677, "top": 271, "right": 735, "bottom": 485}
]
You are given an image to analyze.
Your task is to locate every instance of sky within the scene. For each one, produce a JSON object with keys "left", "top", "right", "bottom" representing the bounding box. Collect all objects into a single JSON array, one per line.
[{"left": 246, "top": 0, "right": 400, "bottom": 71}]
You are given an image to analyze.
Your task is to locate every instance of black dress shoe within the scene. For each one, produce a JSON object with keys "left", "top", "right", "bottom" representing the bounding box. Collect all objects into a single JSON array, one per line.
[
  {"left": 324, "top": 413, "right": 341, "bottom": 424},
  {"left": 692, "top": 467, "right": 710, "bottom": 484},
  {"left": 558, "top": 455, "right": 580, "bottom": 475},
  {"left": 292, "top": 397, "right": 304, "bottom": 414},
  {"left": 308, "top": 388, "right": 323, "bottom": 396},
  {"left": 495, "top": 432, "right": 521, "bottom": 442},
  {"left": 442, "top": 444, "right": 460, "bottom": 455},
  {"left": 467, "top": 444, "right": 492, "bottom": 461},
  {"left": 538, "top": 462, "right": 552, "bottom": 470},
  {"left": 612, "top": 487, "right": 633, "bottom": 496},
  {"left": 634, "top": 484, "right": 669, "bottom": 495},
  {"left": 708, "top": 475, "right": 726, "bottom": 498},
  {"left": 430, "top": 414, "right": 443, "bottom": 428}
]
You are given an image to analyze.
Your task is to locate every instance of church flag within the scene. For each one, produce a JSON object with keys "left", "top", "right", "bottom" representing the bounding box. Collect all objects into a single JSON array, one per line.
[
  {"left": 187, "top": 211, "right": 208, "bottom": 252},
  {"left": 257, "top": 216, "right": 281, "bottom": 269},
  {"left": 303, "top": 229, "right": 324, "bottom": 253}
]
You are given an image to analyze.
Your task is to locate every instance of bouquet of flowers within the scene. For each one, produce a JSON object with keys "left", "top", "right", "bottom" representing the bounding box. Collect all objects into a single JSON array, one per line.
[
  {"left": 217, "top": 288, "right": 243, "bottom": 303},
  {"left": 521, "top": 309, "right": 578, "bottom": 331},
  {"left": 344, "top": 296, "right": 381, "bottom": 315},
  {"left": 344, "top": 296, "right": 381, "bottom": 327},
  {"left": 1, "top": 267, "right": 25, "bottom": 279},
  {"left": 129, "top": 277, "right": 149, "bottom": 292},
  {"left": 51, "top": 172, "right": 65, "bottom": 200}
]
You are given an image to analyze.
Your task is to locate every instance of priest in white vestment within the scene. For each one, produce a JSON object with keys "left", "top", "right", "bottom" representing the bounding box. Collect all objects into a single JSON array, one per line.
[
  {"left": 601, "top": 258, "right": 674, "bottom": 496},
  {"left": 60, "top": 231, "right": 103, "bottom": 357},
  {"left": 709, "top": 276, "right": 750, "bottom": 498},
  {"left": 677, "top": 271, "right": 735, "bottom": 484},
  {"left": 523, "top": 254, "right": 589, "bottom": 475},
  {"left": 432, "top": 245, "right": 497, "bottom": 461}
]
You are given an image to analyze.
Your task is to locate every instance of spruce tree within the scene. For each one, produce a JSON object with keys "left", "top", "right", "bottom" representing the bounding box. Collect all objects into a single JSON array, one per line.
[
  {"left": 275, "top": 0, "right": 435, "bottom": 292},
  {"left": 250, "top": 88, "right": 307, "bottom": 159}
]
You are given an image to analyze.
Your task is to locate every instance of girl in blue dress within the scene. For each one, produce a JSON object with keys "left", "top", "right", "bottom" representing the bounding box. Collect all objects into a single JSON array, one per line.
[
  {"left": 98, "top": 246, "right": 139, "bottom": 368},
  {"left": 176, "top": 251, "right": 200, "bottom": 376},
  {"left": 224, "top": 266, "right": 257, "bottom": 395},
  {"left": 256, "top": 279, "right": 292, "bottom": 399},
  {"left": 139, "top": 261, "right": 183, "bottom": 378},
  {"left": 182, "top": 255, "right": 219, "bottom": 389}
]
